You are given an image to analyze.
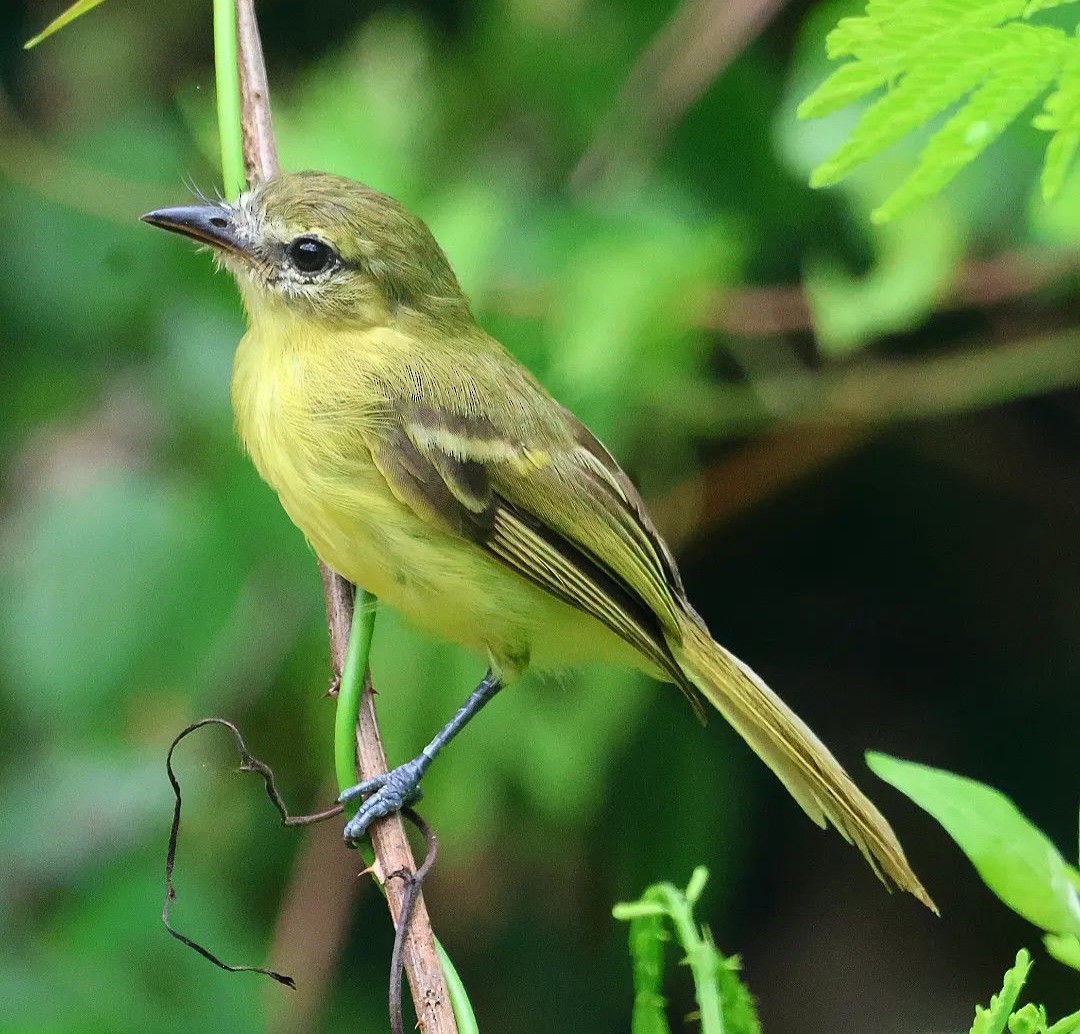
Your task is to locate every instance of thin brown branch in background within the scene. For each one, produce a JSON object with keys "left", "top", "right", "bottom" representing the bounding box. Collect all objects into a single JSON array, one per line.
[
  {"left": 267, "top": 806, "right": 362, "bottom": 1034},
  {"left": 482, "top": 249, "right": 1077, "bottom": 340},
  {"left": 651, "top": 426, "right": 870, "bottom": 551},
  {"left": 234, "top": 2, "right": 457, "bottom": 1031},
  {"left": 572, "top": 0, "right": 791, "bottom": 191},
  {"left": 708, "top": 249, "right": 1080, "bottom": 337}
]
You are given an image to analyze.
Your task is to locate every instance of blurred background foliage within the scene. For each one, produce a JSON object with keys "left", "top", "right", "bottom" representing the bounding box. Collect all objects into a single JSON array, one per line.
[{"left": 1, "top": 0, "right": 1078, "bottom": 1031}]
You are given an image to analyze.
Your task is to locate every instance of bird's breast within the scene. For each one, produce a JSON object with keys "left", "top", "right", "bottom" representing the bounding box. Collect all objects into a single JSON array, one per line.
[{"left": 232, "top": 326, "right": 400, "bottom": 587}]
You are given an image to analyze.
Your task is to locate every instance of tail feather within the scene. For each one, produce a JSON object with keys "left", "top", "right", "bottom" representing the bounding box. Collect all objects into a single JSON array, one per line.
[{"left": 673, "top": 618, "right": 936, "bottom": 912}]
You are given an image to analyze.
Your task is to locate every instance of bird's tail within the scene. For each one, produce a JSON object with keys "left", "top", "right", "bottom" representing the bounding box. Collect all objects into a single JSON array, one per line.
[{"left": 671, "top": 616, "right": 936, "bottom": 911}]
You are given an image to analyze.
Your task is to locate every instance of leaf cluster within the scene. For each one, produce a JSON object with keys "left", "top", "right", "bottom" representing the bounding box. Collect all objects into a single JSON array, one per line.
[
  {"left": 800, "top": 0, "right": 1080, "bottom": 220},
  {"left": 967, "top": 949, "right": 1080, "bottom": 1034}
]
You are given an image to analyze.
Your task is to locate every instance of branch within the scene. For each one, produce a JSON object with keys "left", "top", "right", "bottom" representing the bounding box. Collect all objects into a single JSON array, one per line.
[
  {"left": 707, "top": 249, "right": 1080, "bottom": 337},
  {"left": 482, "top": 249, "right": 1076, "bottom": 339},
  {"left": 234, "top": 3, "right": 457, "bottom": 1030},
  {"left": 572, "top": 0, "right": 791, "bottom": 192}
]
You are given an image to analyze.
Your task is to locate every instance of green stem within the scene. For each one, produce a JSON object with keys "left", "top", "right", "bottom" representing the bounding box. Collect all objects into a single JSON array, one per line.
[
  {"left": 334, "top": 588, "right": 378, "bottom": 814},
  {"left": 437, "top": 943, "right": 481, "bottom": 1034},
  {"left": 212, "top": 0, "right": 245, "bottom": 199},
  {"left": 653, "top": 883, "right": 724, "bottom": 1034},
  {"left": 332, "top": 592, "right": 478, "bottom": 1030}
]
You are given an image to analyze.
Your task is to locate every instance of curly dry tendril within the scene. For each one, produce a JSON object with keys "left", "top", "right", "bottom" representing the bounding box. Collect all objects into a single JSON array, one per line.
[{"left": 163, "top": 715, "right": 439, "bottom": 1034}]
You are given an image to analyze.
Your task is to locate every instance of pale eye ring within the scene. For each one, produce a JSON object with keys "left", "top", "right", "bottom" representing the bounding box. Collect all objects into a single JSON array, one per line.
[{"left": 286, "top": 236, "right": 336, "bottom": 274}]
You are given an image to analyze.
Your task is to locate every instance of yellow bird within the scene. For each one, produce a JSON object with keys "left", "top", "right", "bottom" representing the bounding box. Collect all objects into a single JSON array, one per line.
[{"left": 144, "top": 172, "right": 933, "bottom": 909}]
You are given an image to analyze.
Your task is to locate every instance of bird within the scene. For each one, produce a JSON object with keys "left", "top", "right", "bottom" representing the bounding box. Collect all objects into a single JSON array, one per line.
[{"left": 143, "top": 171, "right": 933, "bottom": 909}]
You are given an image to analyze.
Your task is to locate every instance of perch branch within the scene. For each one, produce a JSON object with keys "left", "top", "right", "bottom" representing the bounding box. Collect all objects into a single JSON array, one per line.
[{"left": 235, "top": 3, "right": 457, "bottom": 1030}]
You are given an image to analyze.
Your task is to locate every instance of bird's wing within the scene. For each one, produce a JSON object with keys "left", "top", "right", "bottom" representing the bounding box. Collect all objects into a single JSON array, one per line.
[{"left": 366, "top": 388, "right": 697, "bottom": 697}]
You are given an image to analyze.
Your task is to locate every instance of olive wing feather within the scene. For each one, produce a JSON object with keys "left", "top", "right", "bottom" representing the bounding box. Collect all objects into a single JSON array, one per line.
[{"left": 366, "top": 397, "right": 694, "bottom": 693}]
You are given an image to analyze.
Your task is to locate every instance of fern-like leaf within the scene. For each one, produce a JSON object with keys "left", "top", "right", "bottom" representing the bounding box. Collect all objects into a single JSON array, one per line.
[
  {"left": 800, "top": 0, "right": 1080, "bottom": 220},
  {"left": 970, "top": 950, "right": 1033, "bottom": 1034},
  {"left": 1035, "top": 42, "right": 1080, "bottom": 198}
]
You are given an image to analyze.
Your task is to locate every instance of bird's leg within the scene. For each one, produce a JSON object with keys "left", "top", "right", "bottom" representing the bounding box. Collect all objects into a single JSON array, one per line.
[{"left": 340, "top": 668, "right": 504, "bottom": 845}]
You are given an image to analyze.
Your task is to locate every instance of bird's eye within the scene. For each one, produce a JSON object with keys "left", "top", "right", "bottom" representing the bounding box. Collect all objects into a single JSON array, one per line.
[{"left": 286, "top": 236, "right": 336, "bottom": 274}]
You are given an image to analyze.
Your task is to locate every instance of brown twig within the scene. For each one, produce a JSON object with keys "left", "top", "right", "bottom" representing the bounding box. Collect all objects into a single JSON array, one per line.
[
  {"left": 236, "top": 0, "right": 279, "bottom": 191},
  {"left": 234, "top": 3, "right": 456, "bottom": 1031},
  {"left": 648, "top": 326, "right": 1080, "bottom": 548},
  {"left": 266, "top": 800, "right": 362, "bottom": 1034},
  {"left": 650, "top": 426, "right": 870, "bottom": 551},
  {"left": 388, "top": 809, "right": 440, "bottom": 1034},
  {"left": 707, "top": 249, "right": 1080, "bottom": 337},
  {"left": 572, "top": 0, "right": 791, "bottom": 192},
  {"left": 681, "top": 327, "right": 1080, "bottom": 434},
  {"left": 481, "top": 249, "right": 1077, "bottom": 340}
]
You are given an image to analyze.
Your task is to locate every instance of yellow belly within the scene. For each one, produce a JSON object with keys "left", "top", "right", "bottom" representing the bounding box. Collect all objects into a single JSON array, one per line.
[
  {"left": 271, "top": 453, "right": 645, "bottom": 674},
  {"left": 231, "top": 326, "right": 648, "bottom": 677}
]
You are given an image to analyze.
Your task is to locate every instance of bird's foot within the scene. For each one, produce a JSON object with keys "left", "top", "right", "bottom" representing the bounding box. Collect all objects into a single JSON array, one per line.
[{"left": 339, "top": 757, "right": 427, "bottom": 845}]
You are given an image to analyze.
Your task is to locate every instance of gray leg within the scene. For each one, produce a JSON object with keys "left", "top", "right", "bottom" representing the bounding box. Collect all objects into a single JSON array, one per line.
[{"left": 340, "top": 668, "right": 503, "bottom": 844}]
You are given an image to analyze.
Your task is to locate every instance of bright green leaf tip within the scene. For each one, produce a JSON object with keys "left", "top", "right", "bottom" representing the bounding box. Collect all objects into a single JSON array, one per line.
[
  {"left": 868, "top": 752, "right": 1080, "bottom": 937},
  {"left": 24, "top": 0, "right": 110, "bottom": 49},
  {"left": 970, "top": 949, "right": 1032, "bottom": 1034},
  {"left": 1045, "top": 932, "right": 1080, "bottom": 972},
  {"left": 685, "top": 866, "right": 709, "bottom": 905},
  {"left": 808, "top": 167, "right": 838, "bottom": 189},
  {"left": 1007, "top": 1003, "right": 1047, "bottom": 1034}
]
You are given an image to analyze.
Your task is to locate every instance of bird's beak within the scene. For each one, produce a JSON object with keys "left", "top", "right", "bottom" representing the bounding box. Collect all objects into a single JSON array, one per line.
[{"left": 141, "top": 204, "right": 246, "bottom": 256}]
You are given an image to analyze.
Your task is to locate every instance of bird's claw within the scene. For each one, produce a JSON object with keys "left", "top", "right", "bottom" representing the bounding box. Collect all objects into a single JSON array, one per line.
[{"left": 340, "top": 758, "right": 426, "bottom": 845}]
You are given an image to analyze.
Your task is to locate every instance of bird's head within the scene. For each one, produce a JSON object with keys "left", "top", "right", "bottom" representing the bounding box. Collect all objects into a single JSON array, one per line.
[{"left": 143, "top": 171, "right": 469, "bottom": 327}]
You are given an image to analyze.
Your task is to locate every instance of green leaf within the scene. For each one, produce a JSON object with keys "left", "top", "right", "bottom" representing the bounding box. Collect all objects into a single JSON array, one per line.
[
  {"left": 1026, "top": 1, "right": 1080, "bottom": 15},
  {"left": 1044, "top": 932, "right": 1080, "bottom": 971},
  {"left": 1009, "top": 1003, "right": 1049, "bottom": 1034},
  {"left": 807, "top": 29, "right": 1007, "bottom": 189},
  {"left": 867, "top": 754, "right": 1080, "bottom": 936},
  {"left": 970, "top": 950, "right": 1033, "bottom": 1034},
  {"left": 615, "top": 872, "right": 761, "bottom": 1034},
  {"left": 805, "top": 202, "right": 961, "bottom": 355},
  {"left": 613, "top": 902, "right": 669, "bottom": 920},
  {"left": 1046, "top": 1007, "right": 1080, "bottom": 1034},
  {"left": 872, "top": 25, "right": 1069, "bottom": 221},
  {"left": 24, "top": 0, "right": 109, "bottom": 48},
  {"left": 1035, "top": 45, "right": 1080, "bottom": 199},
  {"left": 797, "top": 61, "right": 892, "bottom": 120},
  {"left": 685, "top": 866, "right": 710, "bottom": 906},
  {"left": 716, "top": 953, "right": 763, "bottom": 1034}
]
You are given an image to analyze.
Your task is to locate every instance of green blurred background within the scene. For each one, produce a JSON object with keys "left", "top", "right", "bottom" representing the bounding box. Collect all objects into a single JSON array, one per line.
[{"left": 1, "top": 0, "right": 1078, "bottom": 1031}]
